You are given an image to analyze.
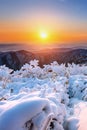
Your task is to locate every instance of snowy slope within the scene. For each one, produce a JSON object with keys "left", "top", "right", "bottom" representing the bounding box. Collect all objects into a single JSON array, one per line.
[{"left": 0, "top": 60, "right": 87, "bottom": 130}]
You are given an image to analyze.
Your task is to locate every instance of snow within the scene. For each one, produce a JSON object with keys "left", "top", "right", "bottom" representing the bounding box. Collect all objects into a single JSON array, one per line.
[
  {"left": 0, "top": 98, "right": 53, "bottom": 130},
  {"left": 64, "top": 101, "right": 87, "bottom": 130},
  {"left": 0, "top": 60, "right": 87, "bottom": 130}
]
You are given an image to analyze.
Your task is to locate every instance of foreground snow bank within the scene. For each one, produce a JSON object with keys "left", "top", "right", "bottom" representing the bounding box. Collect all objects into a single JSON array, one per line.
[
  {"left": 0, "top": 98, "right": 51, "bottom": 130},
  {"left": 0, "top": 97, "right": 65, "bottom": 130},
  {"left": 64, "top": 101, "right": 87, "bottom": 130},
  {"left": 0, "top": 61, "right": 87, "bottom": 130}
]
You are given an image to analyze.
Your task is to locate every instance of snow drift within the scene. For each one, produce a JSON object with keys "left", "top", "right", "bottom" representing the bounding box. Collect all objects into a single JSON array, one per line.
[{"left": 0, "top": 60, "right": 87, "bottom": 130}]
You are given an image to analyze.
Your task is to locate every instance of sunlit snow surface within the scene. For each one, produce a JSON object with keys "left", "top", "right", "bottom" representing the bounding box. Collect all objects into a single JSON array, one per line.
[{"left": 0, "top": 60, "right": 87, "bottom": 130}]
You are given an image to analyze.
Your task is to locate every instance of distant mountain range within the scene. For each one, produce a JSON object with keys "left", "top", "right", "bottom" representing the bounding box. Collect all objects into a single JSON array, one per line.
[{"left": 0, "top": 48, "right": 87, "bottom": 70}]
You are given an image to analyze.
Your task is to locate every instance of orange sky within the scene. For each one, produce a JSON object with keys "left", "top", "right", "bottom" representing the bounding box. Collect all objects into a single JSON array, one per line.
[
  {"left": 0, "top": 0, "right": 87, "bottom": 45},
  {"left": 0, "top": 20, "right": 87, "bottom": 44},
  {"left": 0, "top": 30, "right": 87, "bottom": 44}
]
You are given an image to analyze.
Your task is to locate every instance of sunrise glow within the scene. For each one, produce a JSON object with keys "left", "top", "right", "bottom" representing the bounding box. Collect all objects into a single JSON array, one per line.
[
  {"left": 0, "top": 0, "right": 87, "bottom": 45},
  {"left": 40, "top": 32, "right": 48, "bottom": 39}
]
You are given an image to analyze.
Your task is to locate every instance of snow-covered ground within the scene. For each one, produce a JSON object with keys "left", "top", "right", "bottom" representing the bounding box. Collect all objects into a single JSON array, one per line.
[{"left": 0, "top": 60, "right": 87, "bottom": 130}]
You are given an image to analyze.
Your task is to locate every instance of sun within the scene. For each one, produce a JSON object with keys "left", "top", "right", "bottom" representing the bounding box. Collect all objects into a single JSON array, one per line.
[{"left": 40, "top": 32, "right": 48, "bottom": 39}]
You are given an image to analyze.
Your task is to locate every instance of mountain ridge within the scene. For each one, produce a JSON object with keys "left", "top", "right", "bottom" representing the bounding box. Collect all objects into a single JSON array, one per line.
[{"left": 0, "top": 48, "right": 87, "bottom": 70}]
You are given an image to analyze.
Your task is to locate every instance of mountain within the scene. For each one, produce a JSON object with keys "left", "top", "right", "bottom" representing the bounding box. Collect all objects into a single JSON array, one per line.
[
  {"left": 0, "top": 50, "right": 35, "bottom": 70},
  {"left": 0, "top": 48, "right": 87, "bottom": 70},
  {"left": 35, "top": 48, "right": 87, "bottom": 66}
]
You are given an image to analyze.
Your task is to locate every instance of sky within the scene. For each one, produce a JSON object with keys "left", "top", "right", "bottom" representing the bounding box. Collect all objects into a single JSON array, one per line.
[{"left": 0, "top": 0, "right": 87, "bottom": 45}]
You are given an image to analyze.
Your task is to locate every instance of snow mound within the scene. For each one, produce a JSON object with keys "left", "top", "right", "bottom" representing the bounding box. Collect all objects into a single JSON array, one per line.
[
  {"left": 0, "top": 97, "right": 65, "bottom": 130},
  {"left": 0, "top": 60, "right": 87, "bottom": 129}
]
